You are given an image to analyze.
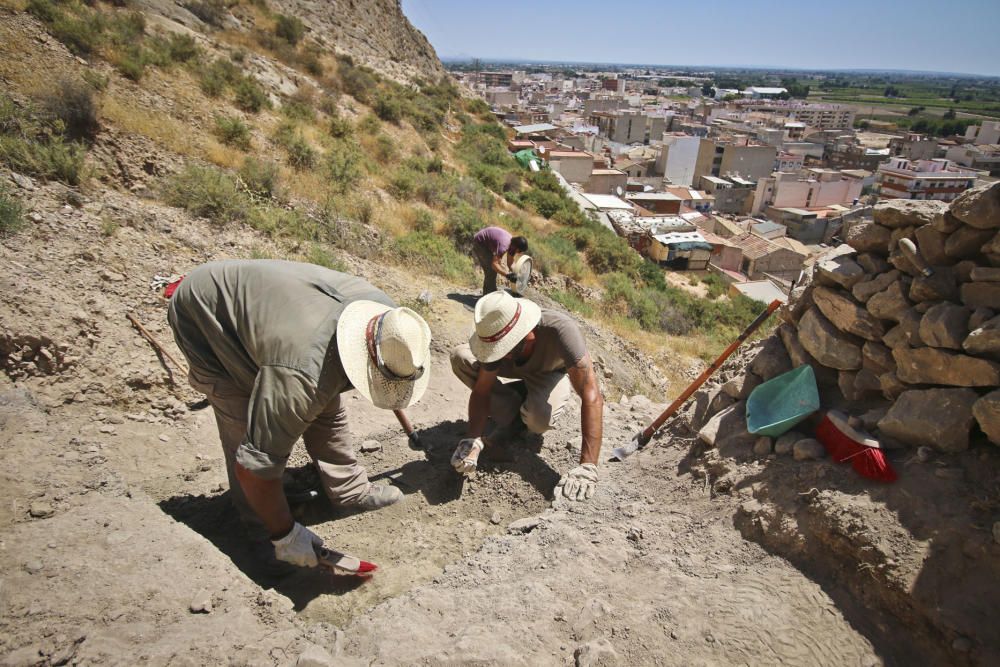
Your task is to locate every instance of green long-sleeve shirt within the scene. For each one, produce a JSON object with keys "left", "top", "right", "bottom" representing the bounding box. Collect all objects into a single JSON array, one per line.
[{"left": 168, "top": 260, "right": 394, "bottom": 478}]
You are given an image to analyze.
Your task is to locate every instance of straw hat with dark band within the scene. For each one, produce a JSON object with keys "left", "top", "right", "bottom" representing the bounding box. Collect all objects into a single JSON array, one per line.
[
  {"left": 469, "top": 291, "right": 541, "bottom": 363},
  {"left": 338, "top": 300, "right": 431, "bottom": 409}
]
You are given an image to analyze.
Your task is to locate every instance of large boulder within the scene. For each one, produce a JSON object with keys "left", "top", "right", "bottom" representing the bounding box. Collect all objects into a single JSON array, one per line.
[
  {"left": 945, "top": 225, "right": 996, "bottom": 260},
  {"left": 852, "top": 270, "right": 900, "bottom": 303},
  {"left": 873, "top": 199, "right": 948, "bottom": 229},
  {"left": 866, "top": 280, "right": 912, "bottom": 323},
  {"left": 863, "top": 340, "right": 896, "bottom": 375},
  {"left": 970, "top": 267, "right": 1000, "bottom": 282},
  {"left": 960, "top": 281, "right": 1000, "bottom": 309},
  {"left": 878, "top": 371, "right": 908, "bottom": 400},
  {"left": 878, "top": 388, "right": 979, "bottom": 452},
  {"left": 908, "top": 266, "right": 958, "bottom": 303},
  {"left": 846, "top": 221, "right": 892, "bottom": 254},
  {"left": 972, "top": 390, "right": 1000, "bottom": 446},
  {"left": 949, "top": 182, "right": 1000, "bottom": 230},
  {"left": 857, "top": 253, "right": 890, "bottom": 275},
  {"left": 798, "top": 308, "right": 862, "bottom": 370},
  {"left": 913, "top": 224, "right": 951, "bottom": 266},
  {"left": 749, "top": 335, "right": 793, "bottom": 381},
  {"left": 932, "top": 211, "right": 964, "bottom": 234},
  {"left": 816, "top": 255, "right": 865, "bottom": 289},
  {"left": 918, "top": 303, "right": 971, "bottom": 350},
  {"left": 893, "top": 346, "right": 1000, "bottom": 386},
  {"left": 698, "top": 402, "right": 755, "bottom": 451},
  {"left": 812, "top": 287, "right": 885, "bottom": 341},
  {"left": 964, "top": 315, "right": 1000, "bottom": 359}
]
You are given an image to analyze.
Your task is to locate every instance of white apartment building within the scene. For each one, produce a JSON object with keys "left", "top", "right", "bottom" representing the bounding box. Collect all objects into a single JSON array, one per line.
[
  {"left": 655, "top": 134, "right": 701, "bottom": 186},
  {"left": 752, "top": 169, "right": 865, "bottom": 215},
  {"left": 965, "top": 120, "right": 1000, "bottom": 146},
  {"left": 875, "top": 158, "right": 978, "bottom": 202}
]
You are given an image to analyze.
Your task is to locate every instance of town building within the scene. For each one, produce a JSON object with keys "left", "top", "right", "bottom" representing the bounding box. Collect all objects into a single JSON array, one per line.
[
  {"left": 699, "top": 175, "right": 756, "bottom": 215},
  {"left": 730, "top": 231, "right": 809, "bottom": 282},
  {"left": 589, "top": 110, "right": 648, "bottom": 144},
  {"left": 775, "top": 152, "right": 804, "bottom": 171},
  {"left": 888, "top": 134, "right": 940, "bottom": 161},
  {"left": 655, "top": 133, "right": 701, "bottom": 186},
  {"left": 743, "top": 87, "right": 788, "bottom": 99},
  {"left": 944, "top": 143, "right": 1000, "bottom": 176},
  {"left": 752, "top": 169, "right": 865, "bottom": 215},
  {"left": 547, "top": 151, "right": 594, "bottom": 185},
  {"left": 875, "top": 158, "right": 979, "bottom": 202},
  {"left": 476, "top": 71, "right": 514, "bottom": 88},
  {"left": 586, "top": 169, "right": 628, "bottom": 195},
  {"left": 625, "top": 192, "right": 683, "bottom": 215},
  {"left": 693, "top": 138, "right": 777, "bottom": 182},
  {"left": 965, "top": 120, "right": 1000, "bottom": 146}
]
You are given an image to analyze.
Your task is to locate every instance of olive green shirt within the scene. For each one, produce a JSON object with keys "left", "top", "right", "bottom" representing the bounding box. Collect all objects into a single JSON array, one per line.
[{"left": 168, "top": 260, "right": 393, "bottom": 479}]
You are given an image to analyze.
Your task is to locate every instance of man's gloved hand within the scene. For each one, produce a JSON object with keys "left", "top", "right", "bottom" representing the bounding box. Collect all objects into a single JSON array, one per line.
[
  {"left": 451, "top": 437, "right": 484, "bottom": 475},
  {"left": 506, "top": 272, "right": 517, "bottom": 282},
  {"left": 556, "top": 463, "right": 599, "bottom": 501},
  {"left": 271, "top": 522, "right": 322, "bottom": 567}
]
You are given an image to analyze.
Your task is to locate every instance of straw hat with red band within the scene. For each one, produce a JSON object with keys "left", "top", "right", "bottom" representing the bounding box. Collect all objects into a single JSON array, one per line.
[
  {"left": 469, "top": 291, "right": 541, "bottom": 364},
  {"left": 337, "top": 300, "right": 431, "bottom": 410}
]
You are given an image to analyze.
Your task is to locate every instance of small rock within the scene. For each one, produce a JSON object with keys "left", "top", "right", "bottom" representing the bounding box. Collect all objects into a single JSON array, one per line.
[
  {"left": 626, "top": 526, "right": 643, "bottom": 542},
  {"left": 24, "top": 560, "right": 43, "bottom": 574},
  {"left": 774, "top": 431, "right": 801, "bottom": 456},
  {"left": 358, "top": 440, "right": 381, "bottom": 453},
  {"left": 793, "top": 439, "right": 825, "bottom": 461},
  {"left": 417, "top": 289, "right": 432, "bottom": 305},
  {"left": 158, "top": 434, "right": 170, "bottom": 442},
  {"left": 507, "top": 517, "right": 540, "bottom": 534},
  {"left": 189, "top": 589, "right": 213, "bottom": 614},
  {"left": 28, "top": 502, "right": 55, "bottom": 519},
  {"left": 99, "top": 269, "right": 126, "bottom": 283},
  {"left": 952, "top": 637, "right": 973, "bottom": 653},
  {"left": 934, "top": 468, "right": 964, "bottom": 481},
  {"left": 296, "top": 643, "right": 336, "bottom": 667},
  {"left": 916, "top": 446, "right": 934, "bottom": 463},
  {"left": 753, "top": 436, "right": 772, "bottom": 457},
  {"left": 574, "top": 638, "right": 619, "bottom": 667},
  {"left": 490, "top": 511, "right": 502, "bottom": 525},
  {"left": 99, "top": 425, "right": 115, "bottom": 434}
]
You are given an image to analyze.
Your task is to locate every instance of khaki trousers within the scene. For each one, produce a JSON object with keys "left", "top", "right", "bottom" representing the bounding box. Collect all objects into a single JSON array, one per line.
[
  {"left": 473, "top": 241, "right": 500, "bottom": 295},
  {"left": 189, "top": 370, "right": 369, "bottom": 540},
  {"left": 450, "top": 343, "right": 572, "bottom": 434}
]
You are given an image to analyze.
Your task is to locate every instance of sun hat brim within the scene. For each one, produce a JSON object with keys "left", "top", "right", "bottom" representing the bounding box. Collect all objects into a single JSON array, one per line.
[
  {"left": 337, "top": 300, "right": 431, "bottom": 410},
  {"left": 468, "top": 296, "right": 541, "bottom": 364}
]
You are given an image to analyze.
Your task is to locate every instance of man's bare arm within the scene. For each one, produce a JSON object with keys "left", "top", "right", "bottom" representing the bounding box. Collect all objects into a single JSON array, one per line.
[
  {"left": 567, "top": 353, "right": 604, "bottom": 465},
  {"left": 234, "top": 463, "right": 294, "bottom": 539},
  {"left": 491, "top": 255, "right": 509, "bottom": 276},
  {"left": 467, "top": 366, "right": 499, "bottom": 438}
]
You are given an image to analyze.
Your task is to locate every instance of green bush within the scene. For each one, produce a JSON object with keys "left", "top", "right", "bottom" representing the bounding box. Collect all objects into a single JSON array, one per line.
[
  {"left": 213, "top": 114, "right": 252, "bottom": 150},
  {"left": 373, "top": 92, "right": 402, "bottom": 124},
  {"left": 339, "top": 59, "right": 378, "bottom": 103},
  {"left": 146, "top": 32, "right": 199, "bottom": 64},
  {"left": 373, "top": 134, "right": 396, "bottom": 163},
  {"left": 0, "top": 185, "right": 25, "bottom": 236},
  {"left": 234, "top": 77, "right": 270, "bottom": 113},
  {"left": 393, "top": 231, "right": 474, "bottom": 282},
  {"left": 328, "top": 113, "right": 352, "bottom": 139},
  {"left": 388, "top": 168, "right": 417, "bottom": 199},
  {"left": 282, "top": 98, "right": 316, "bottom": 122},
  {"left": 112, "top": 46, "right": 147, "bottom": 81},
  {"left": 42, "top": 78, "right": 100, "bottom": 141},
  {"left": 0, "top": 134, "right": 87, "bottom": 185},
  {"left": 443, "top": 203, "right": 481, "bottom": 249},
  {"left": 81, "top": 70, "right": 108, "bottom": 91},
  {"left": 247, "top": 204, "right": 316, "bottom": 240},
  {"left": 274, "top": 14, "right": 305, "bottom": 45},
  {"left": 163, "top": 165, "right": 247, "bottom": 224},
  {"left": 198, "top": 58, "right": 241, "bottom": 97},
  {"left": 357, "top": 113, "right": 380, "bottom": 134},
  {"left": 325, "top": 139, "right": 362, "bottom": 193},
  {"left": 237, "top": 157, "right": 280, "bottom": 199},
  {"left": 27, "top": 0, "right": 107, "bottom": 56},
  {"left": 521, "top": 188, "right": 564, "bottom": 218},
  {"left": 184, "top": 0, "right": 227, "bottom": 27},
  {"left": 412, "top": 208, "right": 434, "bottom": 233},
  {"left": 464, "top": 97, "right": 491, "bottom": 116},
  {"left": 306, "top": 244, "right": 347, "bottom": 271},
  {"left": 534, "top": 235, "right": 585, "bottom": 280},
  {"left": 283, "top": 133, "right": 316, "bottom": 170},
  {"left": 549, "top": 290, "right": 594, "bottom": 317}
]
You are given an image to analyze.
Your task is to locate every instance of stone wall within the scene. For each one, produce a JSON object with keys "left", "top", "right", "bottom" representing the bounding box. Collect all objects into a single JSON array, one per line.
[{"left": 688, "top": 182, "right": 1000, "bottom": 454}]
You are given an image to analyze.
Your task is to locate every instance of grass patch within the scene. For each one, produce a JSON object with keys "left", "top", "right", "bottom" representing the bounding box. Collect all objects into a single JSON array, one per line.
[
  {"left": 393, "top": 231, "right": 475, "bottom": 283},
  {"left": 213, "top": 114, "right": 252, "bottom": 150},
  {"left": 237, "top": 157, "right": 280, "bottom": 199},
  {"left": 162, "top": 164, "right": 247, "bottom": 224},
  {"left": 306, "top": 243, "right": 347, "bottom": 271},
  {"left": 0, "top": 185, "right": 26, "bottom": 236},
  {"left": 234, "top": 77, "right": 270, "bottom": 113},
  {"left": 0, "top": 95, "right": 87, "bottom": 185}
]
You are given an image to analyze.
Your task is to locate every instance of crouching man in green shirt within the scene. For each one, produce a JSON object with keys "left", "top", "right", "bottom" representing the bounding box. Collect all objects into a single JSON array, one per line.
[
  {"left": 449, "top": 291, "right": 605, "bottom": 501},
  {"left": 168, "top": 260, "right": 431, "bottom": 572}
]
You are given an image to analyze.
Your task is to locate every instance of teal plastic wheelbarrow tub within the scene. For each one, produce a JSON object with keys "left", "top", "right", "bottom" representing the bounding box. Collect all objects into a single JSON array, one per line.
[{"left": 746, "top": 365, "right": 820, "bottom": 437}]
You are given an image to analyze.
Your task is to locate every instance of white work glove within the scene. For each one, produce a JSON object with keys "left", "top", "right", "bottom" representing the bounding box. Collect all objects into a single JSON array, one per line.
[
  {"left": 271, "top": 522, "right": 322, "bottom": 567},
  {"left": 556, "top": 463, "right": 599, "bottom": 501},
  {"left": 451, "top": 437, "right": 485, "bottom": 476}
]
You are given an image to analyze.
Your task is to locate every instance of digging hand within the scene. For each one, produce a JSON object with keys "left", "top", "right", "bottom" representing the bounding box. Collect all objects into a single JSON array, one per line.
[
  {"left": 271, "top": 522, "right": 323, "bottom": 567},
  {"left": 556, "top": 463, "right": 598, "bottom": 501},
  {"left": 451, "top": 437, "right": 484, "bottom": 476},
  {"left": 506, "top": 272, "right": 517, "bottom": 282}
]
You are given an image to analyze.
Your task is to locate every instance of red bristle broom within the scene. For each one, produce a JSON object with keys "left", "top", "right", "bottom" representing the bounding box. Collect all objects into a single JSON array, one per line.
[{"left": 816, "top": 410, "right": 897, "bottom": 483}]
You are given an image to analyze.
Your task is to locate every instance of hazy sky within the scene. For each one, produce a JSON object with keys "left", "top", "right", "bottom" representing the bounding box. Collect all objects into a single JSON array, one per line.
[{"left": 401, "top": 0, "right": 1000, "bottom": 77}]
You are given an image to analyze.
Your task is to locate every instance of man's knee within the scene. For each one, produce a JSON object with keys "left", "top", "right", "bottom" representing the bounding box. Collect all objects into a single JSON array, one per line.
[
  {"left": 450, "top": 344, "right": 478, "bottom": 382},
  {"left": 521, "top": 400, "right": 554, "bottom": 434}
]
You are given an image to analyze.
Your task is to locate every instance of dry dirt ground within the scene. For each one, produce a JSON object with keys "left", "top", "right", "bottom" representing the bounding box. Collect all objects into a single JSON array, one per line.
[{"left": 0, "top": 176, "right": 910, "bottom": 666}]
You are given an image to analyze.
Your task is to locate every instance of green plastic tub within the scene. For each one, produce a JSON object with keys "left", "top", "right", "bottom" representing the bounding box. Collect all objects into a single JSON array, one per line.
[{"left": 746, "top": 365, "right": 820, "bottom": 437}]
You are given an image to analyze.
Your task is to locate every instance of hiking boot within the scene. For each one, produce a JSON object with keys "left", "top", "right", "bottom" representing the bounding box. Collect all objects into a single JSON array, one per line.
[{"left": 345, "top": 483, "right": 403, "bottom": 512}]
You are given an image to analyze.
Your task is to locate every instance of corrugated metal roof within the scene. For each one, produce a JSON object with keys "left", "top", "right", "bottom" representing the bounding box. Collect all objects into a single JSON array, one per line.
[
  {"left": 654, "top": 231, "right": 708, "bottom": 245},
  {"left": 513, "top": 123, "right": 558, "bottom": 134},
  {"left": 581, "top": 194, "right": 634, "bottom": 210}
]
